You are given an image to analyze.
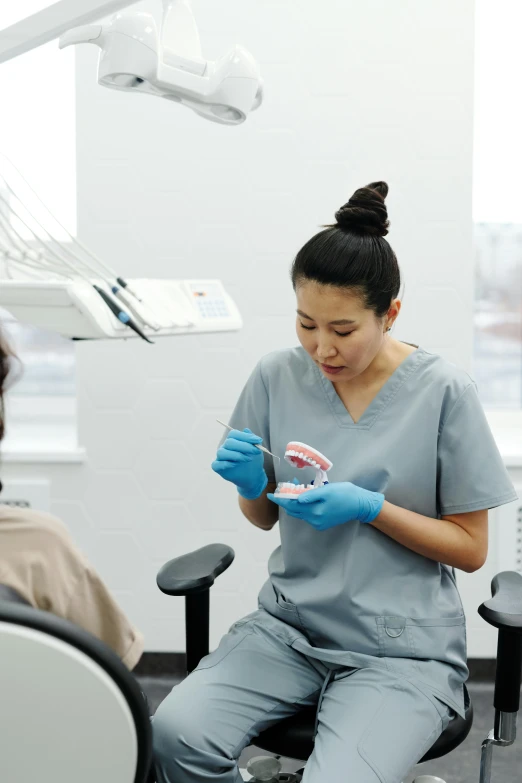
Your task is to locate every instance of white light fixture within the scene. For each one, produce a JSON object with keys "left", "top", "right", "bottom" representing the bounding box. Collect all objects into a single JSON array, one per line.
[
  {"left": 60, "top": 1, "right": 263, "bottom": 125},
  {"left": 0, "top": 0, "right": 263, "bottom": 125}
]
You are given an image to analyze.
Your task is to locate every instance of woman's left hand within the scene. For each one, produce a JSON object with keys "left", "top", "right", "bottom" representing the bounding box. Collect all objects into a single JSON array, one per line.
[{"left": 267, "top": 482, "right": 385, "bottom": 530}]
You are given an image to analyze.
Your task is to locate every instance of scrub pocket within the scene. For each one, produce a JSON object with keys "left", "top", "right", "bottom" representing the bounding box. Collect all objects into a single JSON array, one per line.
[
  {"left": 259, "top": 580, "right": 307, "bottom": 634},
  {"left": 273, "top": 589, "right": 307, "bottom": 632},
  {"left": 376, "top": 615, "right": 466, "bottom": 669}
]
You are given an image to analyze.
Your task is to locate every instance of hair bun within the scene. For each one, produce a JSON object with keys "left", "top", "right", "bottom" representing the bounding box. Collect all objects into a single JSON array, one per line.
[{"left": 334, "top": 181, "right": 390, "bottom": 237}]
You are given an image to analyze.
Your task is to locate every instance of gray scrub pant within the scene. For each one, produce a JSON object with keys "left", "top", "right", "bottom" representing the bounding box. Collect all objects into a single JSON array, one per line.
[{"left": 152, "top": 613, "right": 453, "bottom": 783}]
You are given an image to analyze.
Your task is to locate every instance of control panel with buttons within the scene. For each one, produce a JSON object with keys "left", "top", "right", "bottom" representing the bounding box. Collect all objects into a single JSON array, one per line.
[{"left": 188, "top": 281, "right": 232, "bottom": 320}]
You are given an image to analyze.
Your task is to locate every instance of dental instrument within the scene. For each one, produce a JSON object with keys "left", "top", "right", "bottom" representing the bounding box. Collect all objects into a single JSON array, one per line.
[
  {"left": 216, "top": 420, "right": 280, "bottom": 463},
  {"left": 0, "top": 175, "right": 153, "bottom": 342},
  {"left": 0, "top": 154, "right": 159, "bottom": 328},
  {"left": 0, "top": 156, "right": 242, "bottom": 340}
]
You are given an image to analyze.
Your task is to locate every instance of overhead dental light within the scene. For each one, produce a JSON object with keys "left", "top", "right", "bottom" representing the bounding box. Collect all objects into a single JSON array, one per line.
[
  {"left": 59, "top": 1, "right": 264, "bottom": 125},
  {"left": 0, "top": 0, "right": 263, "bottom": 125}
]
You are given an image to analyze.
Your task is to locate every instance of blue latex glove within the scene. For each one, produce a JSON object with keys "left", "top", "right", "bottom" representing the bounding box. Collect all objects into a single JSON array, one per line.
[
  {"left": 267, "top": 482, "right": 385, "bottom": 530},
  {"left": 211, "top": 428, "right": 268, "bottom": 500}
]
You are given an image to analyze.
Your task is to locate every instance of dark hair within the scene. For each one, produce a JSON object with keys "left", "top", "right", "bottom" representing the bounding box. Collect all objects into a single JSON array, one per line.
[
  {"left": 0, "top": 328, "right": 18, "bottom": 443},
  {"left": 290, "top": 181, "right": 401, "bottom": 321}
]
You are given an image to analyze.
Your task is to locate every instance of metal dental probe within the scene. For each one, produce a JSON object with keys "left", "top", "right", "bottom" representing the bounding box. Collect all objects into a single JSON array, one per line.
[{"left": 216, "top": 420, "right": 281, "bottom": 463}]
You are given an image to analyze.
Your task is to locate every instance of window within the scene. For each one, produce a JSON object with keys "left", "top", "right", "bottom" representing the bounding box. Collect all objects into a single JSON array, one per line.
[
  {"left": 1, "top": 309, "right": 77, "bottom": 452},
  {"left": 473, "top": 0, "right": 522, "bottom": 409},
  {"left": 0, "top": 2, "right": 77, "bottom": 452}
]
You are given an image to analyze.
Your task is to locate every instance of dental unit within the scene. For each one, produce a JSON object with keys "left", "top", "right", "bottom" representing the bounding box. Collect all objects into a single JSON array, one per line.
[
  {"left": 275, "top": 442, "right": 333, "bottom": 498},
  {"left": 0, "top": 0, "right": 262, "bottom": 341}
]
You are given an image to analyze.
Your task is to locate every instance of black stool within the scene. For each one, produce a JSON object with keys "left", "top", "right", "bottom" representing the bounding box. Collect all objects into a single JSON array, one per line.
[{"left": 156, "top": 545, "right": 487, "bottom": 780}]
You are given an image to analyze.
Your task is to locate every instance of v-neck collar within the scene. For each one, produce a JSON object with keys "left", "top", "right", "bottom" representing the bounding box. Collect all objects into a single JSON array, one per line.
[{"left": 313, "top": 344, "right": 427, "bottom": 429}]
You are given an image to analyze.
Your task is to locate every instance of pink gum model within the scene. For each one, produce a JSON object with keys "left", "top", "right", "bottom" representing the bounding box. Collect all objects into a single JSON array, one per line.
[
  {"left": 274, "top": 441, "right": 333, "bottom": 498},
  {"left": 276, "top": 482, "right": 315, "bottom": 496},
  {"left": 284, "top": 442, "right": 332, "bottom": 472}
]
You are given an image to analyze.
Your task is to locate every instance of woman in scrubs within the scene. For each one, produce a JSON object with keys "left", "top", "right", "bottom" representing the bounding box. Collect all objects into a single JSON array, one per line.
[{"left": 152, "top": 181, "right": 518, "bottom": 783}]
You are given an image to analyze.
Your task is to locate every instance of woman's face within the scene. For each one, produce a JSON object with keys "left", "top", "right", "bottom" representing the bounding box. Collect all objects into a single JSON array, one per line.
[{"left": 295, "top": 280, "right": 396, "bottom": 383}]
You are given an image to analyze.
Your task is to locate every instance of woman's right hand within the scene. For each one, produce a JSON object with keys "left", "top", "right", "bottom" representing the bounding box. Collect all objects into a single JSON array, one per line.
[{"left": 211, "top": 428, "right": 268, "bottom": 500}]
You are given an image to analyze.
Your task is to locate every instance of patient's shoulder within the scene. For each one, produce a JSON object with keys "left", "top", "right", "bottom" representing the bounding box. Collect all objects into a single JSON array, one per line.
[{"left": 0, "top": 504, "right": 71, "bottom": 541}]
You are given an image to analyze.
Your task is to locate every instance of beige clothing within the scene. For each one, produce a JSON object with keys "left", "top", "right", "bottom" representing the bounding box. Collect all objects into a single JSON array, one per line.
[{"left": 0, "top": 504, "right": 144, "bottom": 669}]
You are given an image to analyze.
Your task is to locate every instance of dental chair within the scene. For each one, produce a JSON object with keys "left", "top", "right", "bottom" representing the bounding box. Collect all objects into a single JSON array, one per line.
[
  {"left": 0, "top": 583, "right": 152, "bottom": 783},
  {"left": 156, "top": 544, "right": 522, "bottom": 783}
]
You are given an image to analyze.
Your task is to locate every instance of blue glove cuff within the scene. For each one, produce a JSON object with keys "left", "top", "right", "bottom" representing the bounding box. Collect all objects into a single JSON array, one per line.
[
  {"left": 237, "top": 472, "right": 268, "bottom": 501},
  {"left": 358, "top": 491, "right": 385, "bottom": 524}
]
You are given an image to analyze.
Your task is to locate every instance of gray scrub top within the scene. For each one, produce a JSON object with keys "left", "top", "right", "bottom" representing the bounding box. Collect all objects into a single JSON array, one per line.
[{"left": 225, "top": 344, "right": 518, "bottom": 718}]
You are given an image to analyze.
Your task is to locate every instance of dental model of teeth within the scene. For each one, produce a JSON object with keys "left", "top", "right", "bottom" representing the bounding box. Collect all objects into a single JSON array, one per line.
[{"left": 274, "top": 441, "right": 333, "bottom": 498}]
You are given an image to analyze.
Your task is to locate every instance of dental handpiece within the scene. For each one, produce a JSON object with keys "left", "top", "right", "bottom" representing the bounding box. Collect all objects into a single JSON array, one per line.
[{"left": 216, "top": 420, "right": 280, "bottom": 463}]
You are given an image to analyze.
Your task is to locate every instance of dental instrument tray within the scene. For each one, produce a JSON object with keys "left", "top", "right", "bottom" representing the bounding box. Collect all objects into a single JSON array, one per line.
[
  {"left": 0, "top": 155, "right": 241, "bottom": 341},
  {"left": 0, "top": 278, "right": 242, "bottom": 340}
]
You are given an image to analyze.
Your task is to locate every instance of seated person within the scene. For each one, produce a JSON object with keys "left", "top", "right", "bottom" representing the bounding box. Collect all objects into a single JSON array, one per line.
[
  {"left": 152, "top": 182, "right": 517, "bottom": 783},
  {"left": 0, "top": 327, "right": 143, "bottom": 670}
]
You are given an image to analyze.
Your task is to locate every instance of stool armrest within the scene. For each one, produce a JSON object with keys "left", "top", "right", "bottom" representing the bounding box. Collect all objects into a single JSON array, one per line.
[
  {"left": 478, "top": 572, "right": 522, "bottom": 632},
  {"left": 478, "top": 571, "right": 522, "bottom": 714},
  {"left": 157, "top": 544, "right": 235, "bottom": 596},
  {"left": 156, "top": 544, "right": 235, "bottom": 674}
]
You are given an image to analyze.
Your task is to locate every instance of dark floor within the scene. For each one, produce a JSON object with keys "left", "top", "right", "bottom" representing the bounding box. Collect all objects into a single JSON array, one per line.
[{"left": 139, "top": 676, "right": 522, "bottom": 782}]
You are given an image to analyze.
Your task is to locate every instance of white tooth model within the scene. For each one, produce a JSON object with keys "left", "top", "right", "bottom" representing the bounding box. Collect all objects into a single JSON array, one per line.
[{"left": 275, "top": 441, "right": 333, "bottom": 499}]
